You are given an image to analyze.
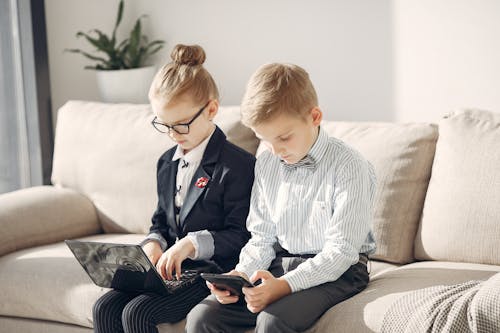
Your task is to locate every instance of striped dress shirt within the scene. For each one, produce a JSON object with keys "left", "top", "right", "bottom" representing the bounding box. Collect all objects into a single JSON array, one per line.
[{"left": 235, "top": 128, "right": 377, "bottom": 292}]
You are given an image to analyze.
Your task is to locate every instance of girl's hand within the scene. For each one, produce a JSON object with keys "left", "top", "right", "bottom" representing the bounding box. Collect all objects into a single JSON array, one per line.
[
  {"left": 155, "top": 237, "right": 195, "bottom": 280},
  {"left": 141, "top": 241, "right": 163, "bottom": 265},
  {"left": 206, "top": 270, "right": 249, "bottom": 305}
]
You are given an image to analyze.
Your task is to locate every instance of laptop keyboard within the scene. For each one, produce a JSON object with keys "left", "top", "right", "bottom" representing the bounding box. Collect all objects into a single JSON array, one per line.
[{"left": 162, "top": 270, "right": 201, "bottom": 293}]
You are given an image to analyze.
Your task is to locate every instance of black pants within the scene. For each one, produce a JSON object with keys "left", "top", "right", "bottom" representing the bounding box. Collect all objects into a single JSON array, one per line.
[
  {"left": 186, "top": 252, "right": 369, "bottom": 333},
  {"left": 93, "top": 279, "right": 209, "bottom": 333}
]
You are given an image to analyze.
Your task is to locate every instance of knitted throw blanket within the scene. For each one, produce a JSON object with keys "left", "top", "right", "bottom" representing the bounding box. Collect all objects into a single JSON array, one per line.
[{"left": 380, "top": 272, "right": 500, "bottom": 333}]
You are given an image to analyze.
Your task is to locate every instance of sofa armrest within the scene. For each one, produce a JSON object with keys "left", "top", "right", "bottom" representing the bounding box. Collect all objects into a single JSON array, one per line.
[{"left": 0, "top": 185, "right": 101, "bottom": 256}]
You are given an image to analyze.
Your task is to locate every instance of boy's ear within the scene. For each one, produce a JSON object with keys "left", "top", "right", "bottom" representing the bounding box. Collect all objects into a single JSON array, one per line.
[
  {"left": 206, "top": 100, "right": 219, "bottom": 120},
  {"left": 311, "top": 107, "right": 322, "bottom": 126}
]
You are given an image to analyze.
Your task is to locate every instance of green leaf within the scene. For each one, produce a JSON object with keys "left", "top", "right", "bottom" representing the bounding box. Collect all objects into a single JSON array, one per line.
[
  {"left": 64, "top": 48, "right": 109, "bottom": 63},
  {"left": 76, "top": 30, "right": 114, "bottom": 61},
  {"left": 126, "top": 17, "right": 143, "bottom": 67},
  {"left": 144, "top": 40, "right": 165, "bottom": 51},
  {"left": 146, "top": 44, "right": 164, "bottom": 57},
  {"left": 141, "top": 40, "right": 164, "bottom": 60},
  {"left": 112, "top": 0, "right": 124, "bottom": 44},
  {"left": 89, "top": 29, "right": 114, "bottom": 53}
]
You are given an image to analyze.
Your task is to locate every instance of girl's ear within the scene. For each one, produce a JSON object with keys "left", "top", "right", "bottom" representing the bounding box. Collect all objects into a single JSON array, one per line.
[
  {"left": 206, "top": 100, "right": 219, "bottom": 120},
  {"left": 311, "top": 107, "right": 322, "bottom": 126}
]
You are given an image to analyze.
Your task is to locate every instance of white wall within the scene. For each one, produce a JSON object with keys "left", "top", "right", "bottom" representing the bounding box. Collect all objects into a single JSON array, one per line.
[
  {"left": 45, "top": 0, "right": 138, "bottom": 121},
  {"left": 45, "top": 0, "right": 393, "bottom": 123},
  {"left": 394, "top": 0, "right": 500, "bottom": 122},
  {"left": 45, "top": 0, "right": 500, "bottom": 125}
]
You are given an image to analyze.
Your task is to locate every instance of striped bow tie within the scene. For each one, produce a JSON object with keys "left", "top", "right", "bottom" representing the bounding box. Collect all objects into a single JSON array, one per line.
[{"left": 281, "top": 155, "right": 317, "bottom": 171}]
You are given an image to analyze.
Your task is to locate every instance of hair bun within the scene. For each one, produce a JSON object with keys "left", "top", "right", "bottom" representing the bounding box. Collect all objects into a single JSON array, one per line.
[{"left": 171, "top": 44, "right": 206, "bottom": 66}]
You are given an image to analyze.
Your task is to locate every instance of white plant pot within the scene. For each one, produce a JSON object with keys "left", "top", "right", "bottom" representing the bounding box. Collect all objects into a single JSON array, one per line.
[{"left": 96, "top": 66, "right": 156, "bottom": 103}]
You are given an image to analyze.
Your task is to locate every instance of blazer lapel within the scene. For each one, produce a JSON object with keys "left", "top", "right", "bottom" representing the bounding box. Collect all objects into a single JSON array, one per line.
[
  {"left": 178, "top": 167, "right": 211, "bottom": 226},
  {"left": 178, "top": 126, "right": 226, "bottom": 229}
]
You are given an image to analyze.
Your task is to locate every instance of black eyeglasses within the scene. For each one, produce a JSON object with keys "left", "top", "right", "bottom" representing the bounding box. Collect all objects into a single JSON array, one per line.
[{"left": 151, "top": 101, "right": 210, "bottom": 135}]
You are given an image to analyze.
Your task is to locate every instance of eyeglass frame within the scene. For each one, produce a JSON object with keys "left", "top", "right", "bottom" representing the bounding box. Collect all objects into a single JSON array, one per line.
[{"left": 151, "top": 101, "right": 210, "bottom": 135}]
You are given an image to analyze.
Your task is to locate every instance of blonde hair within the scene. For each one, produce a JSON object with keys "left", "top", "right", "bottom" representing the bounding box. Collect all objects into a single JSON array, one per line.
[
  {"left": 240, "top": 63, "right": 318, "bottom": 127},
  {"left": 149, "top": 44, "right": 219, "bottom": 105}
]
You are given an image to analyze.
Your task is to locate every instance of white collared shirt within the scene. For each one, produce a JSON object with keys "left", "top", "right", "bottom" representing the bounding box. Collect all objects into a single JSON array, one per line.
[{"left": 172, "top": 128, "right": 215, "bottom": 208}]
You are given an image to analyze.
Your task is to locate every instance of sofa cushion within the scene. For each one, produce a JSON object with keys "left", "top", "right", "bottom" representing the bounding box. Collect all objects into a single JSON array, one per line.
[
  {"left": 0, "top": 317, "right": 93, "bottom": 333},
  {"left": 0, "top": 234, "right": 145, "bottom": 328},
  {"left": 415, "top": 109, "right": 500, "bottom": 265},
  {"left": 212, "top": 105, "right": 260, "bottom": 155},
  {"left": 51, "top": 101, "right": 259, "bottom": 234},
  {"left": 0, "top": 186, "right": 100, "bottom": 257},
  {"left": 321, "top": 121, "right": 438, "bottom": 264},
  {"left": 313, "top": 261, "right": 500, "bottom": 332},
  {"left": 369, "top": 259, "right": 400, "bottom": 278}
]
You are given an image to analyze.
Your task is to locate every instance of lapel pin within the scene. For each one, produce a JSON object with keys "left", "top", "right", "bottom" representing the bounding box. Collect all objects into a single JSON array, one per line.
[{"left": 195, "top": 177, "right": 209, "bottom": 188}]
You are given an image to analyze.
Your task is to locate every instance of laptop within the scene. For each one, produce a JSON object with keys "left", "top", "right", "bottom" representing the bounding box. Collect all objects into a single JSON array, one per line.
[{"left": 65, "top": 240, "right": 219, "bottom": 295}]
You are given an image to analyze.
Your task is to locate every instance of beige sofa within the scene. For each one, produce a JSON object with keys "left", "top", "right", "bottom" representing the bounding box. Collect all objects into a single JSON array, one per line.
[{"left": 1, "top": 101, "right": 499, "bottom": 333}]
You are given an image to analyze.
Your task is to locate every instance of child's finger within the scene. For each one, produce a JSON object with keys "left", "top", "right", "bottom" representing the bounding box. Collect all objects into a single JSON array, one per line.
[
  {"left": 210, "top": 285, "right": 231, "bottom": 298},
  {"left": 246, "top": 302, "right": 263, "bottom": 313},
  {"left": 216, "top": 295, "right": 239, "bottom": 304},
  {"left": 242, "top": 285, "right": 263, "bottom": 297},
  {"left": 250, "top": 270, "right": 273, "bottom": 284},
  {"left": 175, "top": 260, "right": 182, "bottom": 280},
  {"left": 156, "top": 257, "right": 167, "bottom": 280},
  {"left": 165, "top": 256, "right": 174, "bottom": 280}
]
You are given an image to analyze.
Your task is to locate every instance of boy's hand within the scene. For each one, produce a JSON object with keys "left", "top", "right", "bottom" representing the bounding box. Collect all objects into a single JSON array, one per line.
[
  {"left": 141, "top": 240, "right": 162, "bottom": 265},
  {"left": 155, "top": 237, "right": 195, "bottom": 280},
  {"left": 243, "top": 270, "right": 292, "bottom": 313},
  {"left": 207, "top": 270, "right": 249, "bottom": 305}
]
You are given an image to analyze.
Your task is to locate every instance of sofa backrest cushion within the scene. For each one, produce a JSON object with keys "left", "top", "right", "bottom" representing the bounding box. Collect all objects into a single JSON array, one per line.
[
  {"left": 51, "top": 101, "right": 259, "bottom": 234},
  {"left": 415, "top": 109, "right": 500, "bottom": 265},
  {"left": 324, "top": 122, "right": 438, "bottom": 264}
]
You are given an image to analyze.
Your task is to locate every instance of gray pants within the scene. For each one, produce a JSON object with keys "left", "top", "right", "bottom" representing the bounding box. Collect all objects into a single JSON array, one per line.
[{"left": 186, "top": 252, "right": 369, "bottom": 333}]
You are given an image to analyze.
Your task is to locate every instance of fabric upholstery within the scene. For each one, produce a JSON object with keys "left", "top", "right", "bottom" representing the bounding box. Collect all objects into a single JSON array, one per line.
[
  {"left": 321, "top": 121, "right": 438, "bottom": 264},
  {"left": 51, "top": 101, "right": 259, "bottom": 234},
  {"left": 369, "top": 259, "right": 400, "bottom": 278},
  {"left": 0, "top": 317, "right": 92, "bottom": 333},
  {"left": 0, "top": 186, "right": 100, "bottom": 257},
  {"left": 311, "top": 261, "right": 500, "bottom": 333},
  {"left": 415, "top": 109, "right": 500, "bottom": 265},
  {"left": 0, "top": 316, "right": 250, "bottom": 333},
  {"left": 212, "top": 105, "right": 260, "bottom": 155},
  {"left": 0, "top": 234, "right": 145, "bottom": 328}
]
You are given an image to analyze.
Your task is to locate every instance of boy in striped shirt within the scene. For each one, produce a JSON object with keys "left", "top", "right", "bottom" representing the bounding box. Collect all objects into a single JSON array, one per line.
[{"left": 187, "top": 63, "right": 377, "bottom": 333}]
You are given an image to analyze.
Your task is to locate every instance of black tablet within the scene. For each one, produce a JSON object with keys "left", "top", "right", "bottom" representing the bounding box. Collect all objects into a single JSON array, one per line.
[{"left": 201, "top": 273, "right": 254, "bottom": 296}]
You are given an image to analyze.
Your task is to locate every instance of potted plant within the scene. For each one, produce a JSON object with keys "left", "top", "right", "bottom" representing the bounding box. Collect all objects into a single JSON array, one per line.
[{"left": 66, "top": 0, "right": 165, "bottom": 103}]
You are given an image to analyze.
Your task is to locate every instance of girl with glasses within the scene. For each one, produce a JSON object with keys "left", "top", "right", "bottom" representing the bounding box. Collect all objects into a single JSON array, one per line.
[{"left": 92, "top": 44, "right": 255, "bottom": 333}]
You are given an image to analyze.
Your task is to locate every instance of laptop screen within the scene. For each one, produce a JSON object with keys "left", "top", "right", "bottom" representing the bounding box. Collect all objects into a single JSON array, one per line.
[{"left": 66, "top": 240, "right": 166, "bottom": 294}]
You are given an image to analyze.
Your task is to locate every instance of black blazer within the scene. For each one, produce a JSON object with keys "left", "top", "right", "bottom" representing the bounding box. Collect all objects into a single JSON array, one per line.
[{"left": 149, "top": 126, "right": 255, "bottom": 272}]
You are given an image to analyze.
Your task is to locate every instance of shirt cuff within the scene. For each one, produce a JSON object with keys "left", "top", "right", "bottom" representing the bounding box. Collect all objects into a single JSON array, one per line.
[
  {"left": 186, "top": 230, "right": 214, "bottom": 260},
  {"left": 281, "top": 269, "right": 309, "bottom": 293},
  {"left": 140, "top": 233, "right": 168, "bottom": 252}
]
